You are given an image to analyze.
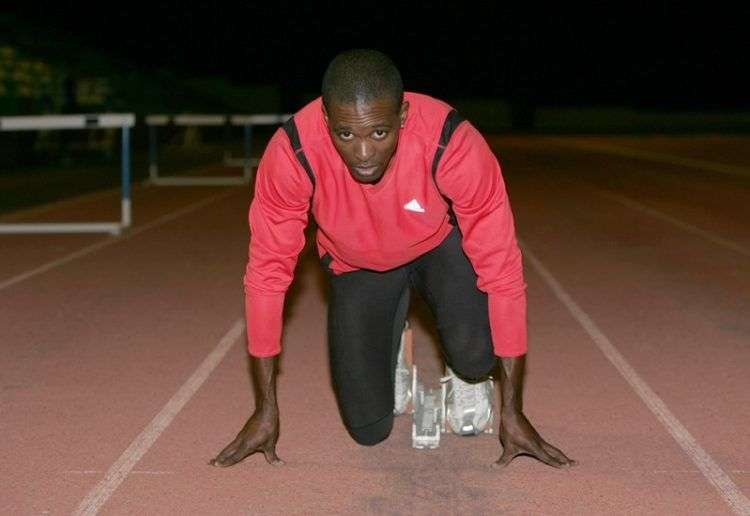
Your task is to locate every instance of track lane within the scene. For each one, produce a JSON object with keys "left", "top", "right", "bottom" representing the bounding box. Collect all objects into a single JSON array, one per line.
[
  {"left": 2, "top": 137, "right": 748, "bottom": 514},
  {"left": 0, "top": 186, "right": 252, "bottom": 513}
]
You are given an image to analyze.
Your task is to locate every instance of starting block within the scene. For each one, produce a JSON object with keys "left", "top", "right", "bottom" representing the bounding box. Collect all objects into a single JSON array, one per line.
[
  {"left": 401, "top": 322, "right": 495, "bottom": 450},
  {"left": 411, "top": 365, "right": 443, "bottom": 449},
  {"left": 410, "top": 365, "right": 495, "bottom": 450}
]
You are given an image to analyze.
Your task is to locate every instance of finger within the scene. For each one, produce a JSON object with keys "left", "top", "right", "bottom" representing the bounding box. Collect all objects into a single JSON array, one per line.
[
  {"left": 262, "top": 447, "right": 285, "bottom": 466},
  {"left": 529, "top": 447, "right": 565, "bottom": 469},
  {"left": 210, "top": 455, "right": 236, "bottom": 467},
  {"left": 210, "top": 449, "right": 246, "bottom": 467},
  {"left": 492, "top": 447, "right": 517, "bottom": 469},
  {"left": 218, "top": 445, "right": 260, "bottom": 467},
  {"left": 542, "top": 441, "right": 576, "bottom": 467},
  {"left": 211, "top": 437, "right": 258, "bottom": 467},
  {"left": 210, "top": 441, "right": 241, "bottom": 467}
]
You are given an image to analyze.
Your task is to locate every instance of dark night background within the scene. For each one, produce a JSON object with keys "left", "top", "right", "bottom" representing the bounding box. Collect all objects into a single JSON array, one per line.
[{"left": 1, "top": 3, "right": 747, "bottom": 128}]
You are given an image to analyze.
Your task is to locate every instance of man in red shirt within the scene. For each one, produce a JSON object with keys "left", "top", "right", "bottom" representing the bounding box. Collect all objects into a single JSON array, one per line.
[{"left": 211, "top": 49, "right": 574, "bottom": 468}]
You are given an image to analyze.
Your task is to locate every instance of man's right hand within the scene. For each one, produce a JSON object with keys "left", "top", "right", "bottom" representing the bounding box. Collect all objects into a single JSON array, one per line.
[
  {"left": 210, "top": 355, "right": 283, "bottom": 467},
  {"left": 209, "top": 407, "right": 283, "bottom": 467}
]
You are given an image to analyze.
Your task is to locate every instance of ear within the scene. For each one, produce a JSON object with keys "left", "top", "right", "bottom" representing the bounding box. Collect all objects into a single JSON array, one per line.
[{"left": 399, "top": 101, "right": 410, "bottom": 128}]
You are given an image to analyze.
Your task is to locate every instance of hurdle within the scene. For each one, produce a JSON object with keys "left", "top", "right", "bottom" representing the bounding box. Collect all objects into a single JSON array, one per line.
[
  {"left": 225, "top": 114, "right": 291, "bottom": 171},
  {"left": 0, "top": 113, "right": 134, "bottom": 236},
  {"left": 145, "top": 113, "right": 291, "bottom": 186}
]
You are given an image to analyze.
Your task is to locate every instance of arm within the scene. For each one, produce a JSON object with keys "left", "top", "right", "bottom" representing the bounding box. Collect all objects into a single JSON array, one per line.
[
  {"left": 435, "top": 122, "right": 527, "bottom": 358},
  {"left": 211, "top": 129, "right": 312, "bottom": 467},
  {"left": 210, "top": 356, "right": 282, "bottom": 466},
  {"left": 494, "top": 355, "right": 575, "bottom": 468},
  {"left": 436, "top": 123, "right": 574, "bottom": 468}
]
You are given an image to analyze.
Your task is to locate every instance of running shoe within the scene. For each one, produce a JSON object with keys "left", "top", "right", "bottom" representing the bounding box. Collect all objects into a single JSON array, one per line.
[
  {"left": 441, "top": 366, "right": 494, "bottom": 435},
  {"left": 393, "top": 321, "right": 413, "bottom": 415}
]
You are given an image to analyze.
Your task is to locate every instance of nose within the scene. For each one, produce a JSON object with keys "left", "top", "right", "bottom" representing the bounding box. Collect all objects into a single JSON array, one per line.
[{"left": 354, "top": 138, "right": 375, "bottom": 163}]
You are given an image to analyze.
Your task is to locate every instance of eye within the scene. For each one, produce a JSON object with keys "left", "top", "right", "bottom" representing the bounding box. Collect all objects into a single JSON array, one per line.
[
  {"left": 372, "top": 129, "right": 388, "bottom": 140},
  {"left": 338, "top": 131, "right": 353, "bottom": 141}
]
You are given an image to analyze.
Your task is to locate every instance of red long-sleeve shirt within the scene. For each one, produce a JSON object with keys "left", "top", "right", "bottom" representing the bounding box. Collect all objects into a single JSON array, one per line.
[{"left": 244, "top": 92, "right": 527, "bottom": 358}]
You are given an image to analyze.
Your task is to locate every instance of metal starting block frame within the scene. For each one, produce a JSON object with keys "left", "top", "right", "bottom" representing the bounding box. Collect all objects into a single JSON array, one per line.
[
  {"left": 402, "top": 320, "right": 494, "bottom": 450},
  {"left": 411, "top": 365, "right": 445, "bottom": 450},
  {"left": 411, "top": 365, "right": 495, "bottom": 450}
]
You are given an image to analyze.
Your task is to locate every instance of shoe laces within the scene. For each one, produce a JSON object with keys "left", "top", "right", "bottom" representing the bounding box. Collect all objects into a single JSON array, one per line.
[{"left": 441, "top": 370, "right": 480, "bottom": 410}]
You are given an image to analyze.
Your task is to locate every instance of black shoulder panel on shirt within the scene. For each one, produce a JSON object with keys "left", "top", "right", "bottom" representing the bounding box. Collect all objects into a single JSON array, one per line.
[
  {"left": 430, "top": 109, "right": 465, "bottom": 227},
  {"left": 431, "top": 109, "right": 466, "bottom": 180},
  {"left": 282, "top": 117, "right": 316, "bottom": 188}
]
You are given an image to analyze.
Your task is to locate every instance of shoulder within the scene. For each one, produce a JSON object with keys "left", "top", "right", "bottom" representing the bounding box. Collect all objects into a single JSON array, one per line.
[
  {"left": 404, "top": 91, "right": 454, "bottom": 115},
  {"left": 402, "top": 92, "right": 460, "bottom": 144},
  {"left": 287, "top": 97, "right": 329, "bottom": 147}
]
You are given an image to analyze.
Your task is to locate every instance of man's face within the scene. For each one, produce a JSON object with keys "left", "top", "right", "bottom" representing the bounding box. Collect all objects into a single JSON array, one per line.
[{"left": 323, "top": 97, "right": 409, "bottom": 184}]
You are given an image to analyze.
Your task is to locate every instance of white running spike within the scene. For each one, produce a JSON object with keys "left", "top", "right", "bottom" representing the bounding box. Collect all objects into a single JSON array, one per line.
[{"left": 441, "top": 367, "right": 495, "bottom": 436}]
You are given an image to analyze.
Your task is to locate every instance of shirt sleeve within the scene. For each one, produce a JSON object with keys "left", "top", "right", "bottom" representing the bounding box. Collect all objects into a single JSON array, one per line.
[
  {"left": 434, "top": 122, "right": 527, "bottom": 357},
  {"left": 244, "top": 128, "right": 313, "bottom": 357}
]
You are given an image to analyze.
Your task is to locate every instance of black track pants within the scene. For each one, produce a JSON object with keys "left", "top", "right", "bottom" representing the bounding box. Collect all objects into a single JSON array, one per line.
[{"left": 323, "top": 227, "right": 497, "bottom": 445}]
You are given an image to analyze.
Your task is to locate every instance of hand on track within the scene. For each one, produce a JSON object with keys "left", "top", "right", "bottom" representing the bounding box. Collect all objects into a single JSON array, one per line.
[
  {"left": 210, "top": 409, "right": 283, "bottom": 467},
  {"left": 493, "top": 411, "right": 575, "bottom": 469}
]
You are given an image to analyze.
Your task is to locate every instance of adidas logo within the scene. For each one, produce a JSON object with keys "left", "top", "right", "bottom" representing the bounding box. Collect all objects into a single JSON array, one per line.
[{"left": 404, "top": 199, "right": 425, "bottom": 213}]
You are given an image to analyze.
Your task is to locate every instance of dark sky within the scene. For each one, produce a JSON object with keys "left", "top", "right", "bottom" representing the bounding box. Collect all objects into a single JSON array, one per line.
[{"left": 6, "top": 3, "right": 747, "bottom": 108}]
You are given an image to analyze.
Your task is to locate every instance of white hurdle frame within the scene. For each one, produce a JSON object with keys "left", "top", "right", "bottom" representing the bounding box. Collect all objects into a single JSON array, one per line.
[
  {"left": 146, "top": 115, "right": 232, "bottom": 186},
  {"left": 145, "top": 113, "right": 290, "bottom": 186},
  {"left": 0, "top": 114, "right": 134, "bottom": 236},
  {"left": 225, "top": 114, "right": 292, "bottom": 171}
]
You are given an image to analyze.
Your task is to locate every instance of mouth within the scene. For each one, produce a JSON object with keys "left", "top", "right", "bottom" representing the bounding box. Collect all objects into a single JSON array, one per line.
[{"left": 352, "top": 165, "right": 379, "bottom": 177}]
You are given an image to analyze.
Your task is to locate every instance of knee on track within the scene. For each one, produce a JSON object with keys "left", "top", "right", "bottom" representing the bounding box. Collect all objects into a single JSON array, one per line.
[{"left": 346, "top": 414, "right": 394, "bottom": 446}]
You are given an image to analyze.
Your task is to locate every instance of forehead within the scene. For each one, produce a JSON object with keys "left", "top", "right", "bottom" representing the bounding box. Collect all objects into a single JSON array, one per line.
[{"left": 326, "top": 97, "right": 400, "bottom": 127}]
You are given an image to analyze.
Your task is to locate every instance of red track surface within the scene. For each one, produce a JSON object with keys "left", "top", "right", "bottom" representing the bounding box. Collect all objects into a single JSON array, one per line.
[{"left": 1, "top": 136, "right": 748, "bottom": 514}]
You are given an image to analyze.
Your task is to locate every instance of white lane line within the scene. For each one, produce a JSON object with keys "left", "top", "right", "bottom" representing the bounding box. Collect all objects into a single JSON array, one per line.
[
  {"left": 596, "top": 189, "right": 750, "bottom": 258},
  {"left": 0, "top": 188, "right": 240, "bottom": 292},
  {"left": 66, "top": 470, "right": 174, "bottom": 475},
  {"left": 521, "top": 240, "right": 750, "bottom": 516},
  {"left": 73, "top": 318, "right": 245, "bottom": 516},
  {"left": 551, "top": 139, "right": 750, "bottom": 178},
  {"left": 653, "top": 470, "right": 750, "bottom": 475}
]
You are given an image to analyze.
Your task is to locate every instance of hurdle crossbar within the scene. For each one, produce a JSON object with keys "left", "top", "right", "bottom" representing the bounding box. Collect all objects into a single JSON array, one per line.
[
  {"left": 0, "top": 113, "right": 134, "bottom": 236},
  {"left": 146, "top": 114, "right": 242, "bottom": 186},
  {"left": 223, "top": 114, "right": 292, "bottom": 171},
  {"left": 146, "top": 113, "right": 291, "bottom": 186}
]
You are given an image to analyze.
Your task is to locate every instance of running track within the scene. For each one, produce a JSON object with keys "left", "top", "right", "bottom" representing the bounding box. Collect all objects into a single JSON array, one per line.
[{"left": 1, "top": 136, "right": 748, "bottom": 515}]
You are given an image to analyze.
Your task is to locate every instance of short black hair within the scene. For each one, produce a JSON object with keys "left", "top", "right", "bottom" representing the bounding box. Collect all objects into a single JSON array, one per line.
[{"left": 321, "top": 49, "right": 403, "bottom": 109}]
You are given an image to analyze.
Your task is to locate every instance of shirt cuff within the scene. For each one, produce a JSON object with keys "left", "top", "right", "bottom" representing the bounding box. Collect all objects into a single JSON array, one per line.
[
  {"left": 488, "top": 292, "right": 527, "bottom": 357},
  {"left": 245, "top": 290, "right": 285, "bottom": 357}
]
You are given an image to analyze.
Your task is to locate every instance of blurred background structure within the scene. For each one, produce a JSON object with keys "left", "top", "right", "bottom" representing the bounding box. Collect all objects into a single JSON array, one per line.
[{"left": 1, "top": 4, "right": 747, "bottom": 212}]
